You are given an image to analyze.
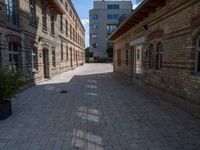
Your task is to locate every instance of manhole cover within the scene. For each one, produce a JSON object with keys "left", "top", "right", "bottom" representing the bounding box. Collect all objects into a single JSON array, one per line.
[{"left": 60, "top": 90, "right": 68, "bottom": 94}]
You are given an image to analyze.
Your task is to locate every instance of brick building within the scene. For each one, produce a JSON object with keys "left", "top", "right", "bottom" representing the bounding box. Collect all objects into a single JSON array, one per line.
[
  {"left": 0, "top": 0, "right": 85, "bottom": 83},
  {"left": 108, "top": 0, "right": 200, "bottom": 117}
]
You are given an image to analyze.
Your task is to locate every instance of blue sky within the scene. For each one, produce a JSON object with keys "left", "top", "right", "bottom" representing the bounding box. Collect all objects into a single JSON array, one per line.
[{"left": 71, "top": 0, "right": 142, "bottom": 47}]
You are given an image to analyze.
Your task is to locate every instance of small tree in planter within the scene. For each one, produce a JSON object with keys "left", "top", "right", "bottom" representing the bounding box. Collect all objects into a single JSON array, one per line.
[{"left": 0, "top": 68, "right": 25, "bottom": 120}]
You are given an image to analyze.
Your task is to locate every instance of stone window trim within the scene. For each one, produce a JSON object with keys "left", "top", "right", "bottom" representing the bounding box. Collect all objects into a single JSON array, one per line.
[{"left": 6, "top": 34, "right": 22, "bottom": 43}]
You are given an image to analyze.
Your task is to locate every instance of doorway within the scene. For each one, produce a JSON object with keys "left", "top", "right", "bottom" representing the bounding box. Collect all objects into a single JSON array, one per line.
[
  {"left": 132, "top": 45, "right": 143, "bottom": 80},
  {"left": 43, "top": 49, "right": 50, "bottom": 78}
]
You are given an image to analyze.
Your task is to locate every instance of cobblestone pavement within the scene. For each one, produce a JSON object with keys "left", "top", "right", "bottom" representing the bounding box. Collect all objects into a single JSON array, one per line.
[{"left": 0, "top": 63, "right": 200, "bottom": 150}]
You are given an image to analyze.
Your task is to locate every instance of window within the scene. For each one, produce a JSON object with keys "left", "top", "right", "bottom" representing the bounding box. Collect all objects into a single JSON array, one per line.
[
  {"left": 90, "top": 33, "right": 98, "bottom": 39},
  {"left": 92, "top": 43, "right": 96, "bottom": 48},
  {"left": 8, "top": 42, "right": 20, "bottom": 70},
  {"left": 66, "top": 46, "right": 68, "bottom": 61},
  {"left": 70, "top": 24, "right": 72, "bottom": 40},
  {"left": 60, "top": 15, "right": 63, "bottom": 32},
  {"left": 66, "top": 19, "right": 68, "bottom": 36},
  {"left": 51, "top": 15, "right": 55, "bottom": 35},
  {"left": 6, "top": 0, "right": 19, "bottom": 26},
  {"left": 65, "top": 1, "right": 68, "bottom": 11},
  {"left": 42, "top": 3, "right": 47, "bottom": 30},
  {"left": 155, "top": 42, "right": 163, "bottom": 70},
  {"left": 90, "top": 24, "right": 98, "bottom": 29},
  {"left": 52, "top": 50, "right": 56, "bottom": 67},
  {"left": 117, "top": 49, "right": 121, "bottom": 66},
  {"left": 32, "top": 48, "right": 38, "bottom": 71},
  {"left": 126, "top": 49, "right": 128, "bottom": 66},
  {"left": 196, "top": 36, "right": 200, "bottom": 73},
  {"left": 107, "top": 5, "right": 119, "bottom": 10},
  {"left": 107, "top": 14, "right": 119, "bottom": 20},
  {"left": 29, "top": 0, "right": 36, "bottom": 23},
  {"left": 61, "top": 42, "right": 63, "bottom": 60},
  {"left": 107, "top": 24, "right": 118, "bottom": 33},
  {"left": 149, "top": 44, "right": 154, "bottom": 69},
  {"left": 90, "top": 14, "right": 98, "bottom": 20},
  {"left": 0, "top": 39, "right": 2, "bottom": 67}
]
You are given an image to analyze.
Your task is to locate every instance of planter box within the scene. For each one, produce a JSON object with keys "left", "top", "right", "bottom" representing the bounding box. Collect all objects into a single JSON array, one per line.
[{"left": 0, "top": 101, "right": 12, "bottom": 120}]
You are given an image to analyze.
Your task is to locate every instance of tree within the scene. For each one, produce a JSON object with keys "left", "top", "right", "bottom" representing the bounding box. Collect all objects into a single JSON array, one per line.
[
  {"left": 106, "top": 47, "right": 113, "bottom": 58},
  {"left": 85, "top": 47, "right": 92, "bottom": 63}
]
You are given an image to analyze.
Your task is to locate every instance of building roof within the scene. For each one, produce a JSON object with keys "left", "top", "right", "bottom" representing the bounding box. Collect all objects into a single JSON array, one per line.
[{"left": 108, "top": 0, "right": 166, "bottom": 41}]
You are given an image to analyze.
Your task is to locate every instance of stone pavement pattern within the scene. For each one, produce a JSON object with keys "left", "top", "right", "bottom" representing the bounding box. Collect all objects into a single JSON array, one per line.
[{"left": 0, "top": 64, "right": 200, "bottom": 150}]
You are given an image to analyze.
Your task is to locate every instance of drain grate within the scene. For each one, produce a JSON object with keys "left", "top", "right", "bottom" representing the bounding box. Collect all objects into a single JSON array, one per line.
[{"left": 60, "top": 90, "right": 68, "bottom": 94}]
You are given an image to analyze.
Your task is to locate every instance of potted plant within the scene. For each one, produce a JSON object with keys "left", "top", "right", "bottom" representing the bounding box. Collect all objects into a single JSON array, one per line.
[{"left": 0, "top": 68, "right": 25, "bottom": 120}]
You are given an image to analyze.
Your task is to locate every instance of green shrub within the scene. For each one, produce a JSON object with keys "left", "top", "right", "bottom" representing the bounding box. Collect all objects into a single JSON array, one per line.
[{"left": 0, "top": 68, "right": 26, "bottom": 104}]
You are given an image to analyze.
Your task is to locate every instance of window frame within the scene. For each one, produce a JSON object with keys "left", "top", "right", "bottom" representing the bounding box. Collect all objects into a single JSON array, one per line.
[
  {"left": 31, "top": 47, "right": 38, "bottom": 72},
  {"left": 126, "top": 49, "right": 128, "bottom": 66},
  {"left": 155, "top": 42, "right": 163, "bottom": 70},
  {"left": 52, "top": 50, "right": 56, "bottom": 67},
  {"left": 42, "top": 3, "right": 47, "bottom": 31},
  {"left": 196, "top": 35, "right": 200, "bottom": 73},
  {"left": 51, "top": 15, "right": 55, "bottom": 36},
  {"left": 29, "top": 0, "right": 36, "bottom": 24},
  {"left": 148, "top": 44, "right": 154, "bottom": 69},
  {"left": 8, "top": 42, "right": 20, "bottom": 71},
  {"left": 61, "top": 42, "right": 63, "bottom": 61}
]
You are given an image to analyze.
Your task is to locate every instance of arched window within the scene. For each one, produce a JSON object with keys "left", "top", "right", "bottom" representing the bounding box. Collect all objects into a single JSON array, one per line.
[
  {"left": 196, "top": 36, "right": 200, "bottom": 73},
  {"left": 149, "top": 44, "right": 154, "bottom": 69},
  {"left": 155, "top": 42, "right": 163, "bottom": 70}
]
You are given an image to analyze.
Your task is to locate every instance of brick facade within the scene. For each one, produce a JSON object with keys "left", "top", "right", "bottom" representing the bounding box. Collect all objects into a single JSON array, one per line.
[
  {"left": 0, "top": 0, "right": 85, "bottom": 83},
  {"left": 109, "top": 0, "right": 200, "bottom": 118}
]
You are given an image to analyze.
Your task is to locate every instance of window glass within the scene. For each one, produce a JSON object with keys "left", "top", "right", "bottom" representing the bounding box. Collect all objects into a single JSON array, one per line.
[
  {"left": 107, "top": 5, "right": 119, "bottom": 10},
  {"left": 52, "top": 50, "right": 56, "bottom": 67},
  {"left": 8, "top": 42, "right": 19, "bottom": 70},
  {"left": 198, "top": 51, "right": 200, "bottom": 72},
  {"left": 155, "top": 42, "right": 162, "bottom": 70},
  {"left": 149, "top": 44, "right": 154, "bottom": 69},
  {"left": 29, "top": 0, "right": 36, "bottom": 23},
  {"left": 107, "top": 14, "right": 119, "bottom": 20}
]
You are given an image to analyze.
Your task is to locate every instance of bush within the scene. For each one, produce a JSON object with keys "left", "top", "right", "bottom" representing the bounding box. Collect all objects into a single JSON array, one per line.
[{"left": 0, "top": 68, "right": 26, "bottom": 104}]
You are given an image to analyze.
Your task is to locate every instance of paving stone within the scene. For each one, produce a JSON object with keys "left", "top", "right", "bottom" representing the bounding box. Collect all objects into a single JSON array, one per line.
[{"left": 0, "top": 64, "right": 199, "bottom": 150}]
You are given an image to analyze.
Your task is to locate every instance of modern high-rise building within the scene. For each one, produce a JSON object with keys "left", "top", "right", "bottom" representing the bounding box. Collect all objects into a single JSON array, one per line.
[{"left": 89, "top": 0, "right": 132, "bottom": 58}]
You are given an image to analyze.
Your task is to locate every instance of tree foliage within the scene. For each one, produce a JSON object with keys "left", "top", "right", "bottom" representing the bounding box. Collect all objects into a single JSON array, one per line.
[{"left": 0, "top": 68, "right": 26, "bottom": 103}]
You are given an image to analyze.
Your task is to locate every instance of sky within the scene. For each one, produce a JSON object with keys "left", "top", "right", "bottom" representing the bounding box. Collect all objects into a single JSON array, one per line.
[{"left": 71, "top": 0, "right": 142, "bottom": 47}]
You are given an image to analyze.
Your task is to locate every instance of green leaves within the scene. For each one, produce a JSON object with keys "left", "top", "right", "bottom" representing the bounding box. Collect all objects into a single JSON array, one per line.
[{"left": 0, "top": 68, "right": 26, "bottom": 103}]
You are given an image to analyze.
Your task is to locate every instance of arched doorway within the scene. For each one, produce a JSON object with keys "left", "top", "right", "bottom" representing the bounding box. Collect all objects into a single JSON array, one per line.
[{"left": 43, "top": 49, "right": 49, "bottom": 78}]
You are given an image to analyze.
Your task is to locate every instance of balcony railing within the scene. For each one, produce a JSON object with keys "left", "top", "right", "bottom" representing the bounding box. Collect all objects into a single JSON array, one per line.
[{"left": 5, "top": 5, "right": 20, "bottom": 26}]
